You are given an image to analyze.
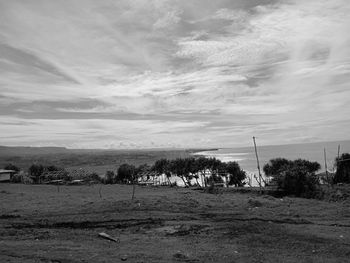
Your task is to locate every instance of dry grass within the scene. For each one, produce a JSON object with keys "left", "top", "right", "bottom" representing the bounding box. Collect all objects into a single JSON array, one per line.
[{"left": 1, "top": 183, "right": 350, "bottom": 263}]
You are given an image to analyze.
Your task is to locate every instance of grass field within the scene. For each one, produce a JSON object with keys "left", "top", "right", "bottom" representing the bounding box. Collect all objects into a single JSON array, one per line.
[{"left": 1, "top": 183, "right": 350, "bottom": 263}]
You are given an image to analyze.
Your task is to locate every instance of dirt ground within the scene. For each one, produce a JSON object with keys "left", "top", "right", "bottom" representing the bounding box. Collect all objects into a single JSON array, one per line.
[{"left": 1, "top": 183, "right": 350, "bottom": 263}]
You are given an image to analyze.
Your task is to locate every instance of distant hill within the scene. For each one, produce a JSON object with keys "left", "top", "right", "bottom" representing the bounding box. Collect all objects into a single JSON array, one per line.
[
  {"left": 0, "top": 146, "right": 203, "bottom": 172},
  {"left": 0, "top": 146, "right": 71, "bottom": 156}
]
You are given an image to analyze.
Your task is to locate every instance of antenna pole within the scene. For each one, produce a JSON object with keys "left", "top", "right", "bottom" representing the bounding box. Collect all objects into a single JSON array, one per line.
[{"left": 253, "top": 136, "right": 262, "bottom": 192}]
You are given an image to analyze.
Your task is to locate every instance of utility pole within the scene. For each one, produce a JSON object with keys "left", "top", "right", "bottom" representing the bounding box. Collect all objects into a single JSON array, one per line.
[
  {"left": 324, "top": 148, "right": 329, "bottom": 186},
  {"left": 253, "top": 136, "right": 262, "bottom": 193}
]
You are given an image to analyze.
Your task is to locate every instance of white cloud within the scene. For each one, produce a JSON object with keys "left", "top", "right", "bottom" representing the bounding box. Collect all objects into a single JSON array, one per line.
[{"left": 0, "top": 0, "right": 349, "bottom": 148}]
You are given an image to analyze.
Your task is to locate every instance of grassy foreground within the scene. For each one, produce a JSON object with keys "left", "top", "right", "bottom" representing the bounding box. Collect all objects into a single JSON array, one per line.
[{"left": 1, "top": 183, "right": 350, "bottom": 263}]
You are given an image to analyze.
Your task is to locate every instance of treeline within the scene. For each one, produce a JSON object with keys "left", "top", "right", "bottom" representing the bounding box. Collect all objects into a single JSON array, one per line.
[
  {"left": 4, "top": 153, "right": 350, "bottom": 199},
  {"left": 106, "top": 157, "right": 246, "bottom": 187},
  {"left": 3, "top": 157, "right": 247, "bottom": 187}
]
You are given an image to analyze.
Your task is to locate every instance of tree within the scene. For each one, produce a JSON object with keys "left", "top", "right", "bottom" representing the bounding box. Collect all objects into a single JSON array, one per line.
[
  {"left": 195, "top": 157, "right": 210, "bottom": 187},
  {"left": 152, "top": 159, "right": 171, "bottom": 185},
  {"left": 46, "top": 165, "right": 60, "bottom": 172},
  {"left": 263, "top": 158, "right": 292, "bottom": 177},
  {"left": 168, "top": 158, "right": 196, "bottom": 187},
  {"left": 334, "top": 153, "right": 350, "bottom": 184},
  {"left": 226, "top": 161, "right": 246, "bottom": 187},
  {"left": 116, "top": 163, "right": 136, "bottom": 184},
  {"left": 205, "top": 158, "right": 223, "bottom": 185},
  {"left": 4, "top": 163, "right": 20, "bottom": 172},
  {"left": 293, "top": 159, "right": 321, "bottom": 173},
  {"left": 169, "top": 158, "right": 188, "bottom": 186},
  {"left": 105, "top": 170, "right": 115, "bottom": 184},
  {"left": 29, "top": 164, "right": 44, "bottom": 183}
]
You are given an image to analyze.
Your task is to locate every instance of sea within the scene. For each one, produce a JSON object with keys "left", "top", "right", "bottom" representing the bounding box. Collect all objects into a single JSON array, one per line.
[{"left": 193, "top": 140, "right": 350, "bottom": 176}]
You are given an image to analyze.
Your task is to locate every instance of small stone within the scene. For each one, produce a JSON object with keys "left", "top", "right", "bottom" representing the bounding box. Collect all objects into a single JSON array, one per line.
[
  {"left": 173, "top": 252, "right": 188, "bottom": 260},
  {"left": 121, "top": 255, "right": 128, "bottom": 261}
]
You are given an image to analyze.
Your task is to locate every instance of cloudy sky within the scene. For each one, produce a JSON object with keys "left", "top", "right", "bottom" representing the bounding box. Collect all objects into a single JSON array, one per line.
[{"left": 0, "top": 0, "right": 349, "bottom": 149}]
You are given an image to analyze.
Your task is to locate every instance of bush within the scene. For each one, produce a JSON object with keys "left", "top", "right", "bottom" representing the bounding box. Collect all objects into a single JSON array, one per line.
[
  {"left": 90, "top": 172, "right": 101, "bottom": 183},
  {"left": 205, "top": 183, "right": 220, "bottom": 194},
  {"left": 334, "top": 153, "right": 350, "bottom": 184},
  {"left": 116, "top": 164, "right": 136, "bottom": 184},
  {"left": 105, "top": 170, "right": 116, "bottom": 184},
  {"left": 264, "top": 158, "right": 321, "bottom": 198},
  {"left": 10, "top": 173, "right": 22, "bottom": 183},
  {"left": 277, "top": 166, "right": 321, "bottom": 198}
]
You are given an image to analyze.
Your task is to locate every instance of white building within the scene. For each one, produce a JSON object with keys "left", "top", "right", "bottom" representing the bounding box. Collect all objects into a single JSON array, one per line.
[{"left": 0, "top": 169, "right": 16, "bottom": 182}]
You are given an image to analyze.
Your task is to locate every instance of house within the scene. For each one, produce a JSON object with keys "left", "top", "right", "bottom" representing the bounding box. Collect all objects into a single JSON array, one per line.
[{"left": 0, "top": 169, "right": 16, "bottom": 182}]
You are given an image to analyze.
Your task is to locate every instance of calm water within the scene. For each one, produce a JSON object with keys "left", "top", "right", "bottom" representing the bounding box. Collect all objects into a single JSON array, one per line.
[{"left": 194, "top": 140, "right": 350, "bottom": 175}]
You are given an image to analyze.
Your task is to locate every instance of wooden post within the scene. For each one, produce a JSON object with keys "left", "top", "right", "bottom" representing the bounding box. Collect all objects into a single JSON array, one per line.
[
  {"left": 131, "top": 170, "right": 136, "bottom": 200},
  {"left": 324, "top": 148, "right": 329, "bottom": 186},
  {"left": 253, "top": 136, "right": 262, "bottom": 192},
  {"left": 99, "top": 185, "right": 102, "bottom": 198}
]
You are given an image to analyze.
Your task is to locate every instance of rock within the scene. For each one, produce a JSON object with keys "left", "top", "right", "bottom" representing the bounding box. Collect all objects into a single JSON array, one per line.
[{"left": 173, "top": 252, "right": 189, "bottom": 260}]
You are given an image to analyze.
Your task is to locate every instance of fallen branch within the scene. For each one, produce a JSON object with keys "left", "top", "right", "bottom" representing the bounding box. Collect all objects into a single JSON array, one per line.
[{"left": 98, "top": 232, "right": 120, "bottom": 243}]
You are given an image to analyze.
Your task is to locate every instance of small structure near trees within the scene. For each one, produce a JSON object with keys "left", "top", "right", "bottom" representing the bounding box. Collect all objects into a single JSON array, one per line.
[{"left": 0, "top": 169, "right": 17, "bottom": 182}]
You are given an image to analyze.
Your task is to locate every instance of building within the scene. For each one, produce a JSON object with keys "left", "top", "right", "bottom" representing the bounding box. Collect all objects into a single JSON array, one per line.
[{"left": 0, "top": 169, "right": 16, "bottom": 182}]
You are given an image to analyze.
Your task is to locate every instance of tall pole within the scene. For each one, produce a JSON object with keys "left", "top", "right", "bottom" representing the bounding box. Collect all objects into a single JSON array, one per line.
[
  {"left": 131, "top": 170, "right": 136, "bottom": 200},
  {"left": 324, "top": 148, "right": 328, "bottom": 186},
  {"left": 253, "top": 136, "right": 262, "bottom": 192},
  {"left": 338, "top": 144, "right": 340, "bottom": 160}
]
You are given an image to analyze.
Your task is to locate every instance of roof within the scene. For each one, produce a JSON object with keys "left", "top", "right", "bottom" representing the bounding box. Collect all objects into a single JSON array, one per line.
[{"left": 0, "top": 169, "right": 16, "bottom": 174}]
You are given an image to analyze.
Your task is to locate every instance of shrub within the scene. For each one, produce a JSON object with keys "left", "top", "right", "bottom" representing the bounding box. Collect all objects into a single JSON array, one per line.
[
  {"left": 277, "top": 165, "right": 320, "bottom": 198},
  {"left": 90, "top": 172, "right": 101, "bottom": 182},
  {"left": 10, "top": 173, "right": 22, "bottom": 183},
  {"left": 105, "top": 170, "right": 116, "bottom": 184},
  {"left": 264, "top": 158, "right": 321, "bottom": 198},
  {"left": 116, "top": 164, "right": 136, "bottom": 184},
  {"left": 334, "top": 153, "right": 350, "bottom": 184}
]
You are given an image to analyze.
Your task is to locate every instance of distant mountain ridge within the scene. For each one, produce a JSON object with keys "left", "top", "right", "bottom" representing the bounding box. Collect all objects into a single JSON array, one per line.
[
  {"left": 0, "top": 145, "right": 205, "bottom": 157},
  {"left": 0, "top": 146, "right": 71, "bottom": 156}
]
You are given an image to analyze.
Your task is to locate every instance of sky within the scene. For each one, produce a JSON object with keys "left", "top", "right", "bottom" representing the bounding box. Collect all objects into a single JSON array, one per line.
[{"left": 0, "top": 0, "right": 350, "bottom": 149}]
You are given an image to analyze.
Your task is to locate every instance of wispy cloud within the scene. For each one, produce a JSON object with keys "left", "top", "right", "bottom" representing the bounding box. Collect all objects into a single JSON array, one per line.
[{"left": 0, "top": 0, "right": 349, "bottom": 148}]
